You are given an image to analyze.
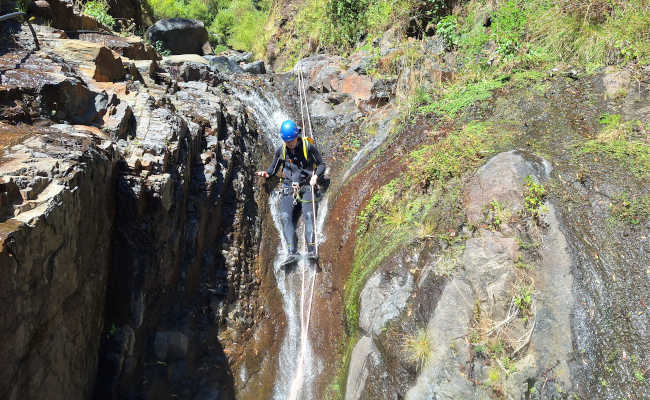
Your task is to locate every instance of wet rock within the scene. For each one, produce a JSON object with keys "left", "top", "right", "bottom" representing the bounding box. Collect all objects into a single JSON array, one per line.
[
  {"left": 405, "top": 279, "right": 474, "bottom": 400},
  {"left": 207, "top": 56, "right": 244, "bottom": 74},
  {"left": 464, "top": 230, "right": 518, "bottom": 320},
  {"left": 345, "top": 336, "right": 382, "bottom": 400},
  {"left": 154, "top": 331, "right": 189, "bottom": 361},
  {"left": 359, "top": 266, "right": 413, "bottom": 336},
  {"left": 309, "top": 98, "right": 333, "bottom": 118},
  {"left": 464, "top": 150, "right": 551, "bottom": 225},
  {"left": 146, "top": 18, "right": 209, "bottom": 55},
  {"left": 241, "top": 61, "right": 266, "bottom": 74}
]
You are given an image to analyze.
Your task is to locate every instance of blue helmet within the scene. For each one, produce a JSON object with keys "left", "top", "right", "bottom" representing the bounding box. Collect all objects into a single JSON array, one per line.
[{"left": 280, "top": 120, "right": 299, "bottom": 142}]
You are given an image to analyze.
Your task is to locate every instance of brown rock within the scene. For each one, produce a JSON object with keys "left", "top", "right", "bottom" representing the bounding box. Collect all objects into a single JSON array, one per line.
[
  {"left": 341, "top": 72, "right": 373, "bottom": 101},
  {"left": 51, "top": 40, "right": 125, "bottom": 82}
]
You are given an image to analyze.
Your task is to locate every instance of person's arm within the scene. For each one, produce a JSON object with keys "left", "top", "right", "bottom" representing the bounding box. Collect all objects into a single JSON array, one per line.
[
  {"left": 256, "top": 147, "right": 283, "bottom": 178},
  {"left": 308, "top": 144, "right": 326, "bottom": 186}
]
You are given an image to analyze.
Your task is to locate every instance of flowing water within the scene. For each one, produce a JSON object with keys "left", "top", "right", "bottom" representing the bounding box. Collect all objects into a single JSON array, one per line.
[{"left": 229, "top": 79, "right": 327, "bottom": 399}]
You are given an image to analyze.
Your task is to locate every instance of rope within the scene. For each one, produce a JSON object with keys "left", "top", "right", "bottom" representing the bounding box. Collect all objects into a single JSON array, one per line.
[{"left": 296, "top": 62, "right": 319, "bottom": 258}]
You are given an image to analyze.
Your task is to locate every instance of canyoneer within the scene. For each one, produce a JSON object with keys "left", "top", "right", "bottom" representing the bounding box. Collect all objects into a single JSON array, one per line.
[{"left": 256, "top": 119, "right": 326, "bottom": 268}]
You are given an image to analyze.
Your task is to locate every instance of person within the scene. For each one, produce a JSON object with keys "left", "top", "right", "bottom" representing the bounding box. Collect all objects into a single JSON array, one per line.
[{"left": 256, "top": 119, "right": 326, "bottom": 267}]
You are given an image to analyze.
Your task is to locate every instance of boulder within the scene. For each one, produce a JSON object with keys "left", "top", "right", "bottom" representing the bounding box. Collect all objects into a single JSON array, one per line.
[
  {"left": 146, "top": 18, "right": 209, "bottom": 55},
  {"left": 341, "top": 72, "right": 373, "bottom": 101},
  {"left": 241, "top": 61, "right": 266, "bottom": 74},
  {"left": 345, "top": 336, "right": 381, "bottom": 400},
  {"left": 51, "top": 40, "right": 125, "bottom": 82},
  {"left": 602, "top": 66, "right": 631, "bottom": 99},
  {"left": 207, "top": 56, "right": 244, "bottom": 74},
  {"left": 464, "top": 151, "right": 551, "bottom": 225},
  {"left": 348, "top": 51, "right": 373, "bottom": 75},
  {"left": 359, "top": 266, "right": 413, "bottom": 336},
  {"left": 221, "top": 50, "right": 253, "bottom": 64},
  {"left": 162, "top": 54, "right": 209, "bottom": 67}
]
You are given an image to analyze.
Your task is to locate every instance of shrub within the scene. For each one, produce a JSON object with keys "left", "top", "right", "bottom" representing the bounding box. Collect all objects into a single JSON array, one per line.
[{"left": 83, "top": 0, "right": 116, "bottom": 29}]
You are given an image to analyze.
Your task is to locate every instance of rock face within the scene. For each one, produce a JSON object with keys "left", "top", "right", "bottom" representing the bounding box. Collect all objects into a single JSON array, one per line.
[
  {"left": 1, "top": 26, "right": 269, "bottom": 400},
  {"left": 0, "top": 127, "right": 115, "bottom": 400},
  {"left": 345, "top": 151, "right": 577, "bottom": 399},
  {"left": 147, "top": 18, "right": 210, "bottom": 55}
]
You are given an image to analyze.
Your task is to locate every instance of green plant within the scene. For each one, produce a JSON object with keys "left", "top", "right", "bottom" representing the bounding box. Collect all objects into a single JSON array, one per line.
[
  {"left": 523, "top": 176, "right": 547, "bottom": 218},
  {"left": 403, "top": 329, "right": 432, "bottom": 370},
  {"left": 418, "top": 77, "right": 506, "bottom": 118},
  {"left": 633, "top": 370, "right": 646, "bottom": 382},
  {"left": 436, "top": 15, "right": 459, "bottom": 50},
  {"left": 153, "top": 40, "right": 171, "bottom": 56},
  {"left": 326, "top": 0, "right": 369, "bottom": 47},
  {"left": 490, "top": 0, "right": 527, "bottom": 58},
  {"left": 514, "top": 284, "right": 534, "bottom": 313},
  {"left": 502, "top": 356, "right": 517, "bottom": 374},
  {"left": 16, "top": 0, "right": 32, "bottom": 13},
  {"left": 610, "top": 193, "right": 649, "bottom": 225},
  {"left": 485, "top": 200, "right": 512, "bottom": 230},
  {"left": 83, "top": 0, "right": 115, "bottom": 29},
  {"left": 514, "top": 255, "right": 534, "bottom": 270}
]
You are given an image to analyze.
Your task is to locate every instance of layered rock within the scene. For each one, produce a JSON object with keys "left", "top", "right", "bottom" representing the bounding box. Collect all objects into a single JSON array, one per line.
[{"left": 0, "top": 126, "right": 116, "bottom": 400}]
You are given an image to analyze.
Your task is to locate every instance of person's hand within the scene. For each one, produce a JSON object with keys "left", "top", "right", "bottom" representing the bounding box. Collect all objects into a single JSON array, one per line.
[
  {"left": 310, "top": 174, "right": 318, "bottom": 186},
  {"left": 256, "top": 171, "right": 269, "bottom": 179}
]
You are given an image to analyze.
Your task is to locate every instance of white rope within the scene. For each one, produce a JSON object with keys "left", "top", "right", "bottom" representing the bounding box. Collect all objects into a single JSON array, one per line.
[{"left": 287, "top": 61, "right": 321, "bottom": 400}]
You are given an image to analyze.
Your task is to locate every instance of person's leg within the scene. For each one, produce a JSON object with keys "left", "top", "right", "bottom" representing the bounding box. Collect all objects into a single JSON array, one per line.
[
  {"left": 279, "top": 192, "right": 298, "bottom": 255},
  {"left": 301, "top": 187, "right": 318, "bottom": 256}
]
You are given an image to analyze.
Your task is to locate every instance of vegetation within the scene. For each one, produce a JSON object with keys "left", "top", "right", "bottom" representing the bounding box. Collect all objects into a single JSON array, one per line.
[
  {"left": 145, "top": 0, "right": 271, "bottom": 56},
  {"left": 609, "top": 193, "right": 650, "bottom": 225},
  {"left": 577, "top": 114, "right": 649, "bottom": 179},
  {"left": 83, "top": 0, "right": 116, "bottom": 29},
  {"left": 523, "top": 176, "right": 547, "bottom": 218},
  {"left": 403, "top": 328, "right": 432, "bottom": 371}
]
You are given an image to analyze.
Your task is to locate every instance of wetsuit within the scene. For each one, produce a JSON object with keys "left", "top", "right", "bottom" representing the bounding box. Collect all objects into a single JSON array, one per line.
[{"left": 266, "top": 138, "right": 326, "bottom": 255}]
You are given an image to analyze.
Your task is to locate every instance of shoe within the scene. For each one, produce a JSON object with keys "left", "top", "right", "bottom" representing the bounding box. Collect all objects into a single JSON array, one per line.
[
  {"left": 280, "top": 253, "right": 299, "bottom": 269},
  {"left": 306, "top": 251, "right": 319, "bottom": 262}
]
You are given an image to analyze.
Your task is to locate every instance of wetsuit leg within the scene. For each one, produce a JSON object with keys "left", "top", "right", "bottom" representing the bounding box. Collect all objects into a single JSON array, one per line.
[
  {"left": 301, "top": 187, "right": 318, "bottom": 253},
  {"left": 279, "top": 192, "right": 298, "bottom": 254}
]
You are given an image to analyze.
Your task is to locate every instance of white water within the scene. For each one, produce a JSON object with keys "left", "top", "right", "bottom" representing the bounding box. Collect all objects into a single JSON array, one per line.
[{"left": 230, "top": 80, "right": 326, "bottom": 399}]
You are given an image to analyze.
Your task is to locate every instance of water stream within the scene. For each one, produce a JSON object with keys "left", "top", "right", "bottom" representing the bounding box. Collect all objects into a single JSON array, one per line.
[{"left": 228, "top": 79, "right": 327, "bottom": 399}]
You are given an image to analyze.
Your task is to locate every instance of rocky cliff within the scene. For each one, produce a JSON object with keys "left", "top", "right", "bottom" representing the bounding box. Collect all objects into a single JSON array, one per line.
[
  {"left": 1, "top": 1, "right": 649, "bottom": 399},
  {"left": 0, "top": 10, "right": 275, "bottom": 399}
]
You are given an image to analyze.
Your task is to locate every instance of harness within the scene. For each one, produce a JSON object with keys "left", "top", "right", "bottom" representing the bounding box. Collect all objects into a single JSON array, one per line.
[{"left": 278, "top": 137, "right": 319, "bottom": 204}]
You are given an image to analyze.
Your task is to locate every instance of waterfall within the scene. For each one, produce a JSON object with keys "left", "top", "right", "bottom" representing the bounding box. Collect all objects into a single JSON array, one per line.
[{"left": 229, "top": 79, "right": 325, "bottom": 399}]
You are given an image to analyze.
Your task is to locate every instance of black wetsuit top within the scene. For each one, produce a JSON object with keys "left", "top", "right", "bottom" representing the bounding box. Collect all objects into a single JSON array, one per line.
[{"left": 266, "top": 138, "right": 326, "bottom": 186}]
